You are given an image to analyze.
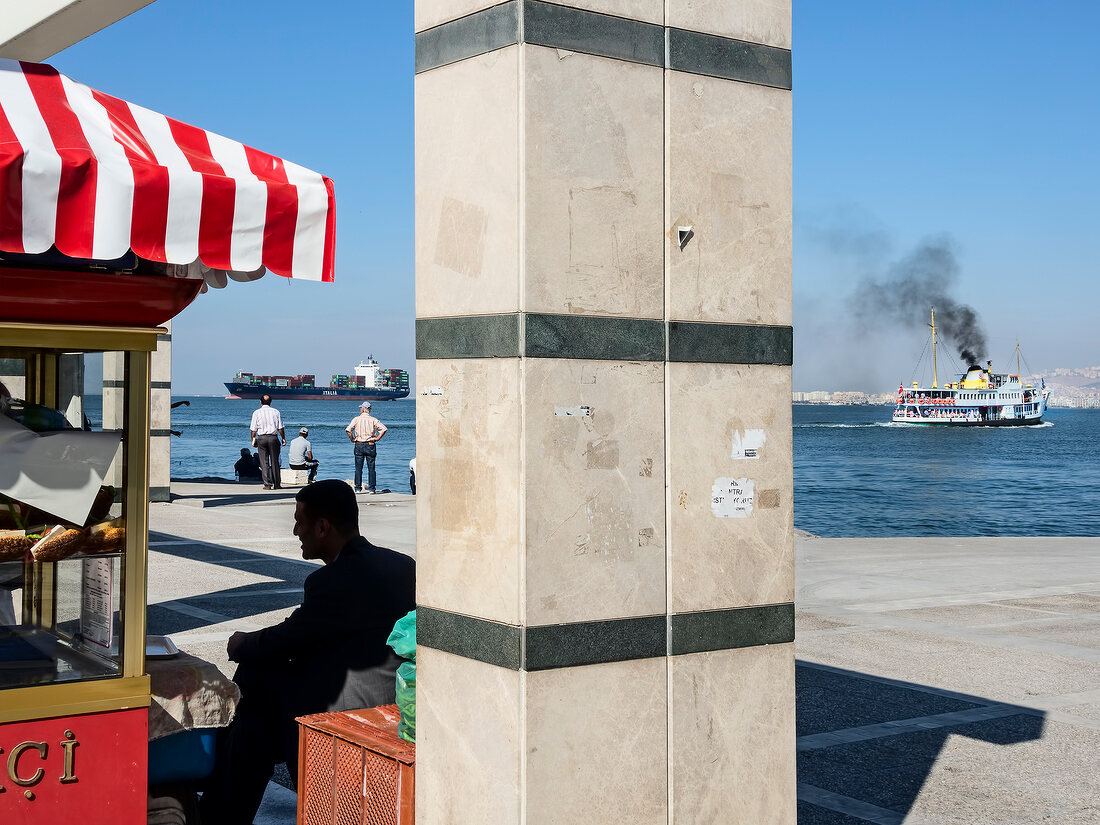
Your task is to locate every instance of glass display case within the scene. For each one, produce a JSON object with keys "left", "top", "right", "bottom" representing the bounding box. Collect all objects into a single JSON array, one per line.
[{"left": 0, "top": 322, "right": 154, "bottom": 724}]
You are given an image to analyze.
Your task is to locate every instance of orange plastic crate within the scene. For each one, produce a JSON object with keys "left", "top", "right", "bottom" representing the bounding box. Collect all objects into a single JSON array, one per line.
[{"left": 296, "top": 704, "right": 415, "bottom": 825}]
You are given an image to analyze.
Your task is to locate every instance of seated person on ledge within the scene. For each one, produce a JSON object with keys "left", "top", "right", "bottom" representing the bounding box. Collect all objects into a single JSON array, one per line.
[
  {"left": 198, "top": 481, "right": 415, "bottom": 825},
  {"left": 234, "top": 448, "right": 262, "bottom": 481},
  {"left": 288, "top": 427, "right": 319, "bottom": 483}
]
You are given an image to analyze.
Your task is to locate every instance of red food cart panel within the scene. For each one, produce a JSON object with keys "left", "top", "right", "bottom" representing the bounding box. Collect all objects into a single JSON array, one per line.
[
  {"left": 0, "top": 707, "right": 147, "bottom": 824},
  {"left": 0, "top": 266, "right": 203, "bottom": 327}
]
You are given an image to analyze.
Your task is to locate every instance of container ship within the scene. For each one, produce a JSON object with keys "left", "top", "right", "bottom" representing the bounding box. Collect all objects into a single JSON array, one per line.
[
  {"left": 225, "top": 358, "right": 409, "bottom": 401},
  {"left": 892, "top": 308, "right": 1048, "bottom": 426}
]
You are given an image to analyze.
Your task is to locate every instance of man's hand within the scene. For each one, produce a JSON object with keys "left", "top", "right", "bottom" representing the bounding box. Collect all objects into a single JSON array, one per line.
[{"left": 227, "top": 631, "right": 247, "bottom": 661}]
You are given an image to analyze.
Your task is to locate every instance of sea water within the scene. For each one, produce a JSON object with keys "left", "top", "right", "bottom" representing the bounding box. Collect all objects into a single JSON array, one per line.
[
  {"left": 794, "top": 405, "right": 1100, "bottom": 537},
  {"left": 87, "top": 396, "right": 417, "bottom": 494},
  {"left": 84, "top": 397, "right": 1100, "bottom": 537}
]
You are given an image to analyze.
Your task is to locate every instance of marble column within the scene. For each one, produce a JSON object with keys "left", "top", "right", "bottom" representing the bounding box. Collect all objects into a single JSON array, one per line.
[
  {"left": 414, "top": 2, "right": 793, "bottom": 822},
  {"left": 149, "top": 320, "right": 172, "bottom": 502}
]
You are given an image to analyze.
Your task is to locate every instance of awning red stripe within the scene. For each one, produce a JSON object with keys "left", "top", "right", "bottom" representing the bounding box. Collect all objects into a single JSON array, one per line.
[
  {"left": 90, "top": 89, "right": 170, "bottom": 262},
  {"left": 20, "top": 62, "right": 97, "bottom": 258},
  {"left": 0, "top": 103, "right": 25, "bottom": 252},
  {"left": 321, "top": 175, "right": 335, "bottom": 282},
  {"left": 242, "top": 144, "right": 295, "bottom": 277},
  {"left": 165, "top": 117, "right": 234, "bottom": 270}
]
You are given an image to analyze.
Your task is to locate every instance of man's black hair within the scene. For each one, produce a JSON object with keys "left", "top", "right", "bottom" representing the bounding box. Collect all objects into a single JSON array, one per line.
[
  {"left": 295, "top": 480, "right": 359, "bottom": 534},
  {"left": 261, "top": 394, "right": 272, "bottom": 406}
]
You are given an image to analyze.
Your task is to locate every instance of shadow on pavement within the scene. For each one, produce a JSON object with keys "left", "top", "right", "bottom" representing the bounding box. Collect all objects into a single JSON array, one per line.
[
  {"left": 147, "top": 531, "right": 316, "bottom": 634},
  {"left": 796, "top": 660, "right": 1045, "bottom": 824},
  {"left": 169, "top": 489, "right": 301, "bottom": 507}
]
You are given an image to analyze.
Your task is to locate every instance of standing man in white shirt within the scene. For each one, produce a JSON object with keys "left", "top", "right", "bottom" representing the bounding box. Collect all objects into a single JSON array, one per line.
[
  {"left": 345, "top": 401, "right": 387, "bottom": 493},
  {"left": 250, "top": 394, "right": 286, "bottom": 490}
]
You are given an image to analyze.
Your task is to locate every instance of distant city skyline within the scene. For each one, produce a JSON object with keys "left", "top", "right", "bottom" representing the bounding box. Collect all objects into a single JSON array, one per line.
[{"left": 48, "top": 2, "right": 1100, "bottom": 395}]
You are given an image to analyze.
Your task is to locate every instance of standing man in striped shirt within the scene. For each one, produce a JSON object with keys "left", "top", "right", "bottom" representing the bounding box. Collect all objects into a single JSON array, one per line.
[
  {"left": 345, "top": 401, "right": 387, "bottom": 494},
  {"left": 250, "top": 395, "right": 287, "bottom": 490}
]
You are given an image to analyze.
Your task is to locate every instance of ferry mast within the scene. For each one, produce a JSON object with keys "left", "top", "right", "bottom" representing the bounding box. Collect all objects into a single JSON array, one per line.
[{"left": 929, "top": 306, "right": 938, "bottom": 389}]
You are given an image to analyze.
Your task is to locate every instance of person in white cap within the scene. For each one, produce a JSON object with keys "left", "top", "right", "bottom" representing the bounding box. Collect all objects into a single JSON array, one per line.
[
  {"left": 288, "top": 427, "right": 319, "bottom": 483},
  {"left": 345, "top": 402, "right": 387, "bottom": 493}
]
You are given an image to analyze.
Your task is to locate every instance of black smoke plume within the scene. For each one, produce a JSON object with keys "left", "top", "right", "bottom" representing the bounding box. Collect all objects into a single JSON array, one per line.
[{"left": 852, "top": 236, "right": 987, "bottom": 365}]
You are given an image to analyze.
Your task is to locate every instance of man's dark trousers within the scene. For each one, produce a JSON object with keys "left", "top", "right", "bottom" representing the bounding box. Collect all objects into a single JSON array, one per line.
[
  {"left": 255, "top": 434, "right": 281, "bottom": 488},
  {"left": 353, "top": 441, "right": 377, "bottom": 491},
  {"left": 289, "top": 460, "right": 319, "bottom": 482}
]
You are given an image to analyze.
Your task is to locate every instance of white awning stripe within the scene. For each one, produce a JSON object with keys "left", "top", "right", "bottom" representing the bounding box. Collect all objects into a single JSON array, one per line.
[
  {"left": 283, "top": 157, "right": 328, "bottom": 282},
  {"left": 0, "top": 57, "right": 60, "bottom": 254},
  {"left": 205, "top": 129, "right": 267, "bottom": 273},
  {"left": 127, "top": 100, "right": 204, "bottom": 265}
]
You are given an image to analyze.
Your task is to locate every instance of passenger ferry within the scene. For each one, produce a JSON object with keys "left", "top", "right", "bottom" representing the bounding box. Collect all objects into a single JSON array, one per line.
[{"left": 893, "top": 309, "right": 1049, "bottom": 426}]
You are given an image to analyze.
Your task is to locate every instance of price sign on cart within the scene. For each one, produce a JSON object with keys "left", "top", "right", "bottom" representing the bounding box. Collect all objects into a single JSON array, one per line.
[{"left": 81, "top": 558, "right": 114, "bottom": 649}]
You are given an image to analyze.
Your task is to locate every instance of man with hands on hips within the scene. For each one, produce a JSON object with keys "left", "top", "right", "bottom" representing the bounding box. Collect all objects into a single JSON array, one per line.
[{"left": 345, "top": 400, "right": 387, "bottom": 493}]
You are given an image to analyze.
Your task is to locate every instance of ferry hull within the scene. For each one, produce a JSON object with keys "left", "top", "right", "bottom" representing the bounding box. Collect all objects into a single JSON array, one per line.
[
  {"left": 223, "top": 383, "right": 408, "bottom": 402},
  {"left": 894, "top": 415, "right": 1045, "bottom": 427}
]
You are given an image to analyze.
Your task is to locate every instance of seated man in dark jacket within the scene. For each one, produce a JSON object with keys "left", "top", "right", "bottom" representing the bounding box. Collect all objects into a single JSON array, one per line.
[{"left": 199, "top": 480, "right": 415, "bottom": 825}]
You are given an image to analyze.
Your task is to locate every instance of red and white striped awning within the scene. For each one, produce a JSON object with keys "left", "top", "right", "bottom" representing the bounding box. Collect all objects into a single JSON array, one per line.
[{"left": 0, "top": 59, "right": 335, "bottom": 282}]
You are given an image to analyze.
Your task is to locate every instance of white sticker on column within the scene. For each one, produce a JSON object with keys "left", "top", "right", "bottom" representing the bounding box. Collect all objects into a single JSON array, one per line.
[
  {"left": 712, "top": 478, "right": 754, "bottom": 518},
  {"left": 732, "top": 429, "right": 766, "bottom": 459}
]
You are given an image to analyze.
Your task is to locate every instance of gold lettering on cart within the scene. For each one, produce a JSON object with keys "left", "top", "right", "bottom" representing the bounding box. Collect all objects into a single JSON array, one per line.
[
  {"left": 7, "top": 741, "right": 47, "bottom": 788},
  {"left": 60, "top": 730, "right": 78, "bottom": 783}
]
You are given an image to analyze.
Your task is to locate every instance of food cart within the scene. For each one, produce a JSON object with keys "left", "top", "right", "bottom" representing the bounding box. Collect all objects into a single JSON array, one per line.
[{"left": 0, "top": 58, "right": 335, "bottom": 823}]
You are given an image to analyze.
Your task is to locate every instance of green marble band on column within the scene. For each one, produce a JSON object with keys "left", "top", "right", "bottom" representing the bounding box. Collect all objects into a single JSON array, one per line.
[
  {"left": 417, "top": 605, "right": 523, "bottom": 670},
  {"left": 669, "top": 321, "right": 793, "bottom": 365},
  {"left": 414, "top": 0, "right": 792, "bottom": 90},
  {"left": 416, "top": 605, "right": 793, "bottom": 670},
  {"left": 524, "top": 313, "right": 664, "bottom": 361},
  {"left": 525, "top": 615, "right": 666, "bottom": 670},
  {"left": 149, "top": 486, "right": 171, "bottom": 502},
  {"left": 417, "top": 314, "right": 791, "bottom": 365},
  {"left": 415, "top": 315, "right": 520, "bottom": 359},
  {"left": 415, "top": 1, "right": 520, "bottom": 74},
  {"left": 668, "top": 27, "right": 792, "bottom": 89},
  {"left": 523, "top": 0, "right": 664, "bottom": 69},
  {"left": 669, "top": 603, "right": 795, "bottom": 656}
]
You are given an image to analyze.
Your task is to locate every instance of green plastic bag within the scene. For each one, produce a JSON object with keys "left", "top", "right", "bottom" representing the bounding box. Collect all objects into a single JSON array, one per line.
[
  {"left": 387, "top": 610, "right": 416, "bottom": 742},
  {"left": 395, "top": 660, "right": 416, "bottom": 742},
  {"left": 386, "top": 610, "right": 416, "bottom": 661}
]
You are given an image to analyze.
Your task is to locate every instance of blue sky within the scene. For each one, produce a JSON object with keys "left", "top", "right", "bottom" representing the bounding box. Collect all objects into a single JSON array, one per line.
[{"left": 53, "top": 1, "right": 1100, "bottom": 393}]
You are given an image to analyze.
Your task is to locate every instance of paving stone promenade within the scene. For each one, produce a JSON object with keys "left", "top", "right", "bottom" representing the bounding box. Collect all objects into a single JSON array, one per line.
[{"left": 149, "top": 483, "right": 1100, "bottom": 824}]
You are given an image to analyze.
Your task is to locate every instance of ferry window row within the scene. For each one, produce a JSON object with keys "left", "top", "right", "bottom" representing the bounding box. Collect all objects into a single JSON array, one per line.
[{"left": 959, "top": 392, "right": 1023, "bottom": 400}]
